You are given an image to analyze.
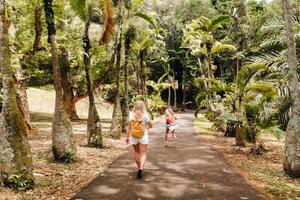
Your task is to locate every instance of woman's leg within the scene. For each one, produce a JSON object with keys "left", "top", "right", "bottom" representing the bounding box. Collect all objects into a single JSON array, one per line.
[
  {"left": 139, "top": 144, "right": 148, "bottom": 170},
  {"left": 133, "top": 144, "right": 141, "bottom": 168}
]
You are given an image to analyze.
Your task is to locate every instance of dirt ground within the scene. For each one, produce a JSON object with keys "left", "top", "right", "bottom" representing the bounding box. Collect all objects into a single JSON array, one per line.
[
  {"left": 0, "top": 87, "right": 127, "bottom": 200},
  {"left": 195, "top": 115, "right": 300, "bottom": 200}
]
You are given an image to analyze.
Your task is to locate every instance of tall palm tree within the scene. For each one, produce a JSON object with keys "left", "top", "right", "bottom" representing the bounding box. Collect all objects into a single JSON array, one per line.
[
  {"left": 44, "top": 0, "right": 77, "bottom": 161},
  {"left": 70, "top": 0, "right": 115, "bottom": 146},
  {"left": 0, "top": 0, "right": 34, "bottom": 186},
  {"left": 122, "top": 25, "right": 136, "bottom": 132},
  {"left": 110, "top": 0, "right": 124, "bottom": 138},
  {"left": 183, "top": 15, "right": 234, "bottom": 96},
  {"left": 282, "top": 0, "right": 300, "bottom": 177}
]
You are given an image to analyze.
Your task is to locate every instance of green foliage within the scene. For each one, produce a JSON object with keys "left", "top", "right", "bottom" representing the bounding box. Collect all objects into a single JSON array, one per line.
[
  {"left": 52, "top": 146, "right": 76, "bottom": 163},
  {"left": 91, "top": 136, "right": 104, "bottom": 149},
  {"left": 69, "top": 0, "right": 87, "bottom": 20},
  {"left": 8, "top": 174, "right": 34, "bottom": 191}
]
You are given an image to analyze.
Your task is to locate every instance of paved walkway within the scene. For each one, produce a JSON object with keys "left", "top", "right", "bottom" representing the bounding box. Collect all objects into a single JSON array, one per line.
[{"left": 71, "top": 113, "right": 265, "bottom": 200}]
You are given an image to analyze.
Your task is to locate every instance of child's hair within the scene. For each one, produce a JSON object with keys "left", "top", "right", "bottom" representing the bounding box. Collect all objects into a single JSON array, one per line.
[
  {"left": 132, "top": 100, "right": 147, "bottom": 117},
  {"left": 167, "top": 107, "right": 174, "bottom": 115}
]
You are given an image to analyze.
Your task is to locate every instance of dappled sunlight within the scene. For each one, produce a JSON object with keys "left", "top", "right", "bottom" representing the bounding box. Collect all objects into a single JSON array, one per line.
[{"left": 72, "top": 113, "right": 263, "bottom": 200}]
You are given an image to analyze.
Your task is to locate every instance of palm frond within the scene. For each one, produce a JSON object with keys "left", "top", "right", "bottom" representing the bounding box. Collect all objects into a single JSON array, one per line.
[
  {"left": 99, "top": 0, "right": 115, "bottom": 44},
  {"left": 210, "top": 15, "right": 231, "bottom": 31},
  {"left": 257, "top": 126, "right": 285, "bottom": 140},
  {"left": 211, "top": 42, "right": 236, "bottom": 54},
  {"left": 69, "top": 0, "right": 87, "bottom": 21},
  {"left": 135, "top": 12, "right": 159, "bottom": 31},
  {"left": 248, "top": 51, "right": 287, "bottom": 70},
  {"left": 237, "top": 64, "right": 266, "bottom": 87}
]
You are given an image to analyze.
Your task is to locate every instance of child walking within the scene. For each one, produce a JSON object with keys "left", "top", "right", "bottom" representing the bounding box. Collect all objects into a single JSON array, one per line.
[
  {"left": 126, "top": 100, "right": 152, "bottom": 179},
  {"left": 165, "top": 107, "right": 178, "bottom": 146}
]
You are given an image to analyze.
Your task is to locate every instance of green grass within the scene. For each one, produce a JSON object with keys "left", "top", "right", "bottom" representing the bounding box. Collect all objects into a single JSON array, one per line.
[{"left": 194, "top": 115, "right": 217, "bottom": 135}]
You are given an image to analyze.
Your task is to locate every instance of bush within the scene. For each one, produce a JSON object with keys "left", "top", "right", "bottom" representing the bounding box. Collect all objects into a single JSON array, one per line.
[{"left": 8, "top": 174, "right": 34, "bottom": 191}]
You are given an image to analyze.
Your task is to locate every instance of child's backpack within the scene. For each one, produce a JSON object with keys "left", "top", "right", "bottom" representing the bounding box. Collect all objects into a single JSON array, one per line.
[{"left": 130, "top": 116, "right": 145, "bottom": 138}]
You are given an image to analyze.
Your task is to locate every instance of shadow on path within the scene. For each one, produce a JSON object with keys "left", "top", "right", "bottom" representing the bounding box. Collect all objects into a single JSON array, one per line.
[{"left": 71, "top": 113, "right": 264, "bottom": 200}]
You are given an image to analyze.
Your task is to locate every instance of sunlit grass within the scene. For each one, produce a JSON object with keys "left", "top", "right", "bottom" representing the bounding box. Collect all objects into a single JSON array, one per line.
[{"left": 194, "top": 114, "right": 217, "bottom": 136}]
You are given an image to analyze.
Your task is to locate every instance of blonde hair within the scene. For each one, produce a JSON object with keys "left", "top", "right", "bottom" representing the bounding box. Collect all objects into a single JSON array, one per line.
[{"left": 132, "top": 100, "right": 147, "bottom": 118}]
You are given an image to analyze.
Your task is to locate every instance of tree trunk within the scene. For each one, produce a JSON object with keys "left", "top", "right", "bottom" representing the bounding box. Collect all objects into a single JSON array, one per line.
[
  {"left": 83, "top": 21, "right": 103, "bottom": 148},
  {"left": 172, "top": 71, "right": 177, "bottom": 110},
  {"left": 122, "top": 33, "right": 130, "bottom": 133},
  {"left": 60, "top": 47, "right": 80, "bottom": 121},
  {"left": 136, "top": 64, "right": 141, "bottom": 94},
  {"left": 235, "top": 125, "right": 245, "bottom": 146},
  {"left": 168, "top": 75, "right": 171, "bottom": 107},
  {"left": 206, "top": 44, "right": 217, "bottom": 100},
  {"left": 9, "top": 7, "right": 32, "bottom": 130},
  {"left": 15, "top": 62, "right": 32, "bottom": 130},
  {"left": 181, "top": 68, "right": 186, "bottom": 111},
  {"left": 33, "top": 1, "right": 43, "bottom": 52},
  {"left": 282, "top": 0, "right": 300, "bottom": 177},
  {"left": 0, "top": 0, "right": 34, "bottom": 186},
  {"left": 44, "top": 0, "right": 76, "bottom": 162},
  {"left": 110, "top": 0, "right": 123, "bottom": 138}
]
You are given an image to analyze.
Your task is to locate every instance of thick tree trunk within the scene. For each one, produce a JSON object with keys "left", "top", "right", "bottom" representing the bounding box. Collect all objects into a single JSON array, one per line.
[
  {"left": 60, "top": 47, "right": 80, "bottom": 121},
  {"left": 9, "top": 9, "right": 32, "bottom": 130},
  {"left": 83, "top": 21, "right": 103, "bottom": 148},
  {"left": 282, "top": 0, "right": 300, "bottom": 177},
  {"left": 44, "top": 0, "right": 76, "bottom": 162},
  {"left": 15, "top": 63, "right": 32, "bottom": 130},
  {"left": 0, "top": 1, "right": 34, "bottom": 186},
  {"left": 235, "top": 125, "right": 245, "bottom": 146},
  {"left": 110, "top": 0, "right": 123, "bottom": 138},
  {"left": 33, "top": 1, "right": 43, "bottom": 52}
]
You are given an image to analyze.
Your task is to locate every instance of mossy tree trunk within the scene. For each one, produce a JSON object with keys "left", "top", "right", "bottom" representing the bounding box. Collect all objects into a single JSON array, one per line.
[
  {"left": 282, "top": 0, "right": 300, "bottom": 177},
  {"left": 83, "top": 20, "right": 103, "bottom": 148},
  {"left": 110, "top": 0, "right": 123, "bottom": 138},
  {"left": 60, "top": 47, "right": 80, "bottom": 121},
  {"left": 0, "top": 0, "right": 34, "bottom": 186},
  {"left": 44, "top": 0, "right": 76, "bottom": 162}
]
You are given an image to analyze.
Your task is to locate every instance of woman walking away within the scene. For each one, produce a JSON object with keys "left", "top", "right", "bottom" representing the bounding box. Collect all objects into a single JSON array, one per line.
[
  {"left": 126, "top": 100, "right": 152, "bottom": 179},
  {"left": 165, "top": 107, "right": 178, "bottom": 147}
]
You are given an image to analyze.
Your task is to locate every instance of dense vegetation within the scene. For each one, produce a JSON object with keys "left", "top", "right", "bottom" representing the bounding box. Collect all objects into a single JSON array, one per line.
[{"left": 0, "top": 0, "right": 300, "bottom": 196}]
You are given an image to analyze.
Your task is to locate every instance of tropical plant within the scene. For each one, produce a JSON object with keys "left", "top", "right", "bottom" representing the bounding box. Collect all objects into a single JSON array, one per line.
[{"left": 70, "top": 0, "right": 115, "bottom": 146}]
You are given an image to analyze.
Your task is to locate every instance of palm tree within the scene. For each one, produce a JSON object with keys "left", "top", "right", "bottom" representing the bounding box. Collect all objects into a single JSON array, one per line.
[
  {"left": 208, "top": 64, "right": 282, "bottom": 146},
  {"left": 122, "top": 25, "right": 136, "bottom": 133},
  {"left": 44, "top": 0, "right": 77, "bottom": 162},
  {"left": 183, "top": 16, "right": 235, "bottom": 101},
  {"left": 0, "top": 0, "right": 34, "bottom": 186},
  {"left": 282, "top": 0, "right": 300, "bottom": 177},
  {"left": 110, "top": 0, "right": 124, "bottom": 138},
  {"left": 70, "top": 0, "right": 115, "bottom": 146}
]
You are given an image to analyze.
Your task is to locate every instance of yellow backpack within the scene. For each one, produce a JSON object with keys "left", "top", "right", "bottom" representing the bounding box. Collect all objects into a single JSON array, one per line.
[{"left": 130, "top": 117, "right": 145, "bottom": 138}]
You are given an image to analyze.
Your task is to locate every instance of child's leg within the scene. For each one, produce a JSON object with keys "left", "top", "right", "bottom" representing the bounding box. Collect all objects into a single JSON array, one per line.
[
  {"left": 165, "top": 127, "right": 169, "bottom": 142},
  {"left": 171, "top": 130, "right": 177, "bottom": 140}
]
